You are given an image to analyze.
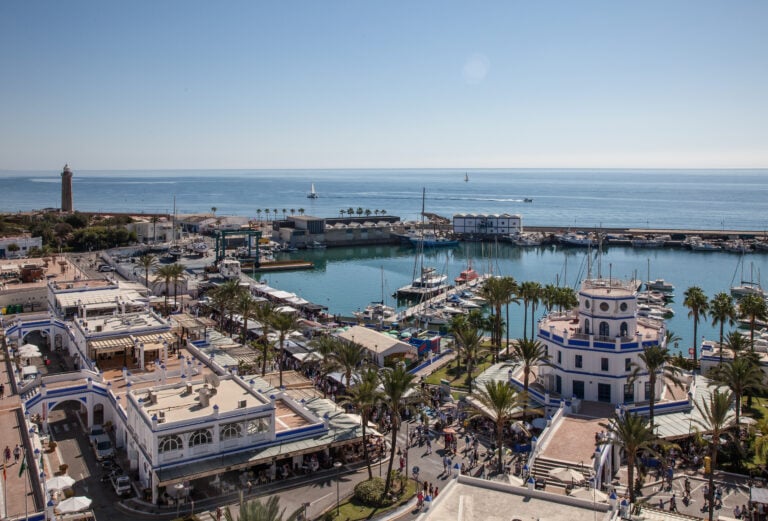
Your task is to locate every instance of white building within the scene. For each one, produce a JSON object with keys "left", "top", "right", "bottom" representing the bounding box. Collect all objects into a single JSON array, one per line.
[
  {"left": 0, "top": 235, "right": 43, "bottom": 258},
  {"left": 452, "top": 213, "right": 522, "bottom": 237},
  {"left": 536, "top": 278, "right": 667, "bottom": 405}
]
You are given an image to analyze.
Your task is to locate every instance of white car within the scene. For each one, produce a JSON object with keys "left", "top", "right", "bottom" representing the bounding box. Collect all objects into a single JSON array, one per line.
[
  {"left": 92, "top": 434, "right": 114, "bottom": 460},
  {"left": 88, "top": 424, "right": 105, "bottom": 446},
  {"left": 111, "top": 474, "right": 132, "bottom": 496},
  {"left": 97, "top": 264, "right": 116, "bottom": 272}
]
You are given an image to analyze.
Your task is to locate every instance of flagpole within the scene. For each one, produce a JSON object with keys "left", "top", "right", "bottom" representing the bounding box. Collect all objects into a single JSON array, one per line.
[{"left": 3, "top": 462, "right": 7, "bottom": 520}]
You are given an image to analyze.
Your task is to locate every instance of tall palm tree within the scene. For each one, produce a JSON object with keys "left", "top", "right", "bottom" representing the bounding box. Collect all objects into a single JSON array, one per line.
[
  {"left": 710, "top": 292, "right": 737, "bottom": 364},
  {"left": 270, "top": 311, "right": 299, "bottom": 388},
  {"left": 664, "top": 330, "right": 682, "bottom": 351},
  {"left": 518, "top": 281, "right": 538, "bottom": 341},
  {"left": 599, "top": 412, "right": 658, "bottom": 506},
  {"left": 480, "top": 276, "right": 517, "bottom": 362},
  {"left": 340, "top": 367, "right": 384, "bottom": 480},
  {"left": 379, "top": 365, "right": 417, "bottom": 496},
  {"left": 541, "top": 283, "right": 559, "bottom": 313},
  {"left": 454, "top": 318, "right": 484, "bottom": 392},
  {"left": 739, "top": 293, "right": 768, "bottom": 351},
  {"left": 629, "top": 344, "right": 683, "bottom": 426},
  {"left": 169, "top": 263, "right": 186, "bottom": 312},
  {"left": 253, "top": 301, "right": 276, "bottom": 376},
  {"left": 136, "top": 254, "right": 157, "bottom": 293},
  {"left": 155, "top": 264, "right": 176, "bottom": 315},
  {"left": 511, "top": 338, "right": 549, "bottom": 419},
  {"left": 692, "top": 389, "right": 734, "bottom": 521},
  {"left": 224, "top": 495, "right": 301, "bottom": 521},
  {"left": 469, "top": 380, "right": 521, "bottom": 474},
  {"left": 725, "top": 330, "right": 750, "bottom": 354},
  {"left": 528, "top": 282, "right": 542, "bottom": 341},
  {"left": 306, "top": 335, "right": 341, "bottom": 397},
  {"left": 332, "top": 339, "right": 367, "bottom": 388},
  {"left": 707, "top": 355, "right": 763, "bottom": 428},
  {"left": 449, "top": 314, "right": 469, "bottom": 375},
  {"left": 753, "top": 420, "right": 768, "bottom": 463},
  {"left": 213, "top": 279, "right": 245, "bottom": 333},
  {"left": 555, "top": 286, "right": 578, "bottom": 312},
  {"left": 235, "top": 292, "right": 258, "bottom": 344},
  {"left": 683, "top": 286, "right": 709, "bottom": 367}
]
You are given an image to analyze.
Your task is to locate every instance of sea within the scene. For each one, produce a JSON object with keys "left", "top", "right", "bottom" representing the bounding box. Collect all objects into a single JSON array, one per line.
[{"left": 2, "top": 168, "right": 768, "bottom": 354}]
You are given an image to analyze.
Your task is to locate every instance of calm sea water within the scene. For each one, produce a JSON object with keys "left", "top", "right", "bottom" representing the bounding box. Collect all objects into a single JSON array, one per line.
[
  {"left": 2, "top": 168, "right": 768, "bottom": 230},
  {"left": 2, "top": 168, "right": 767, "bottom": 354}
]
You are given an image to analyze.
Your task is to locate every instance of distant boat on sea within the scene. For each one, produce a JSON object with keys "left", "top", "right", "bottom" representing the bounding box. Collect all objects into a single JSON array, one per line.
[
  {"left": 307, "top": 183, "right": 318, "bottom": 199},
  {"left": 464, "top": 172, "right": 469, "bottom": 182}
]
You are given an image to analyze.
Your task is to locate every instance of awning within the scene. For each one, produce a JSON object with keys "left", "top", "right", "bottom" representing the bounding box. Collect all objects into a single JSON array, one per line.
[
  {"left": 90, "top": 337, "right": 133, "bottom": 354},
  {"left": 752, "top": 487, "right": 768, "bottom": 504}
]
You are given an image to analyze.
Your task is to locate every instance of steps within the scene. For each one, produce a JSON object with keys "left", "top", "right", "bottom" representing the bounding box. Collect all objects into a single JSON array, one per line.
[{"left": 530, "top": 456, "right": 591, "bottom": 489}]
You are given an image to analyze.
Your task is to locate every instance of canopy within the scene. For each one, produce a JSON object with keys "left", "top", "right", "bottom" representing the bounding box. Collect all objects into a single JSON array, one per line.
[
  {"left": 18, "top": 344, "right": 42, "bottom": 358},
  {"left": 548, "top": 467, "right": 585, "bottom": 483},
  {"left": 752, "top": 487, "right": 768, "bottom": 504},
  {"left": 570, "top": 486, "right": 609, "bottom": 502},
  {"left": 46, "top": 475, "right": 75, "bottom": 491},
  {"left": 57, "top": 496, "right": 92, "bottom": 513}
]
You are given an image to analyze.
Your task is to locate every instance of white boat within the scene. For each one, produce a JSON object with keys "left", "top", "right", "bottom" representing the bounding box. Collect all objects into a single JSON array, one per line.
[
  {"left": 464, "top": 172, "right": 469, "bottom": 182},
  {"left": 558, "top": 231, "right": 597, "bottom": 247},
  {"left": 511, "top": 232, "right": 544, "bottom": 246},
  {"left": 187, "top": 241, "right": 209, "bottom": 254},
  {"left": 396, "top": 267, "right": 450, "bottom": 299},
  {"left": 632, "top": 235, "right": 669, "bottom": 248},
  {"left": 645, "top": 279, "right": 675, "bottom": 292},
  {"left": 408, "top": 231, "right": 459, "bottom": 248},
  {"left": 307, "top": 183, "right": 318, "bottom": 199},
  {"left": 731, "top": 261, "right": 765, "bottom": 299},
  {"left": 690, "top": 239, "right": 722, "bottom": 251},
  {"left": 219, "top": 258, "right": 241, "bottom": 279},
  {"left": 306, "top": 240, "right": 326, "bottom": 249},
  {"left": 353, "top": 302, "right": 397, "bottom": 321}
]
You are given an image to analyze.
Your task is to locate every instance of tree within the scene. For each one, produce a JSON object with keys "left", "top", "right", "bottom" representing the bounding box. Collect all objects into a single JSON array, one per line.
[
  {"left": 269, "top": 311, "right": 299, "bottom": 388},
  {"left": 692, "top": 389, "right": 734, "bottom": 521},
  {"left": 253, "top": 301, "right": 276, "bottom": 376},
  {"left": 725, "top": 330, "right": 750, "bottom": 354},
  {"left": 451, "top": 315, "right": 484, "bottom": 392},
  {"left": 739, "top": 293, "right": 768, "bottom": 351},
  {"left": 211, "top": 207, "right": 217, "bottom": 217},
  {"left": 709, "top": 292, "right": 737, "bottom": 364},
  {"left": 332, "top": 339, "right": 367, "bottom": 389},
  {"left": 211, "top": 279, "right": 244, "bottom": 332},
  {"left": 298, "top": 208, "right": 304, "bottom": 216},
  {"left": 479, "top": 276, "right": 517, "bottom": 363},
  {"left": 290, "top": 208, "right": 295, "bottom": 216},
  {"left": 306, "top": 335, "right": 341, "bottom": 397},
  {"left": 256, "top": 209, "right": 262, "bottom": 221},
  {"left": 136, "top": 254, "right": 157, "bottom": 293},
  {"left": 469, "top": 380, "right": 521, "bottom": 474},
  {"left": 155, "top": 264, "right": 176, "bottom": 315},
  {"left": 340, "top": 367, "right": 383, "bottom": 480},
  {"left": 379, "top": 365, "right": 417, "bottom": 496},
  {"left": 235, "top": 292, "right": 258, "bottom": 344},
  {"left": 510, "top": 338, "right": 549, "bottom": 419},
  {"left": 518, "top": 281, "right": 537, "bottom": 340},
  {"left": 169, "top": 263, "right": 186, "bottom": 312},
  {"left": 224, "top": 495, "right": 301, "bottom": 521},
  {"left": 707, "top": 355, "right": 763, "bottom": 428},
  {"left": 629, "top": 344, "right": 683, "bottom": 426},
  {"left": 683, "top": 286, "right": 709, "bottom": 367},
  {"left": 599, "top": 412, "right": 658, "bottom": 506}
]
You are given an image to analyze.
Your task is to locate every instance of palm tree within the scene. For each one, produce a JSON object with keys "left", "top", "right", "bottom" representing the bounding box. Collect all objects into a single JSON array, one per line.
[
  {"left": 469, "top": 380, "right": 521, "bottom": 474},
  {"left": 725, "top": 330, "right": 750, "bottom": 354},
  {"left": 169, "top": 262, "right": 186, "bottom": 312},
  {"left": 306, "top": 335, "right": 341, "bottom": 397},
  {"left": 332, "top": 339, "right": 367, "bottom": 388},
  {"left": 739, "top": 293, "right": 768, "bottom": 350},
  {"left": 541, "top": 283, "right": 559, "bottom": 313},
  {"left": 710, "top": 292, "right": 737, "bottom": 363},
  {"left": 479, "top": 276, "right": 517, "bottom": 362},
  {"left": 449, "top": 314, "right": 470, "bottom": 374},
  {"left": 664, "top": 330, "right": 682, "bottom": 352},
  {"left": 599, "top": 412, "right": 658, "bottom": 506},
  {"left": 150, "top": 215, "right": 160, "bottom": 244},
  {"left": 451, "top": 315, "right": 484, "bottom": 391},
  {"left": 518, "top": 281, "right": 538, "bottom": 341},
  {"left": 290, "top": 208, "right": 295, "bottom": 216},
  {"left": 528, "top": 282, "right": 542, "bottom": 342},
  {"left": 136, "top": 254, "right": 157, "bottom": 293},
  {"left": 683, "top": 286, "right": 709, "bottom": 367},
  {"left": 555, "top": 286, "right": 578, "bottom": 312},
  {"left": 224, "top": 495, "right": 301, "bottom": 521},
  {"left": 753, "top": 420, "right": 768, "bottom": 463},
  {"left": 707, "top": 355, "right": 763, "bottom": 428},
  {"left": 511, "top": 338, "right": 549, "bottom": 419},
  {"left": 379, "top": 365, "right": 417, "bottom": 496},
  {"left": 298, "top": 208, "right": 304, "bottom": 216},
  {"left": 629, "top": 344, "right": 683, "bottom": 426},
  {"left": 270, "top": 311, "right": 299, "bottom": 388},
  {"left": 256, "top": 209, "right": 262, "bottom": 222},
  {"left": 340, "top": 367, "right": 384, "bottom": 480},
  {"left": 253, "top": 301, "right": 276, "bottom": 376},
  {"left": 212, "top": 279, "right": 244, "bottom": 333},
  {"left": 235, "top": 292, "right": 258, "bottom": 344},
  {"left": 211, "top": 207, "right": 217, "bottom": 217},
  {"left": 155, "top": 264, "right": 176, "bottom": 315},
  {"left": 692, "top": 389, "right": 734, "bottom": 521}
]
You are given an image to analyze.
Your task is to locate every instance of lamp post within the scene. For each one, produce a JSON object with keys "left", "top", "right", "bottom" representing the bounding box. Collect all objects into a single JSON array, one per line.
[{"left": 334, "top": 461, "right": 343, "bottom": 517}]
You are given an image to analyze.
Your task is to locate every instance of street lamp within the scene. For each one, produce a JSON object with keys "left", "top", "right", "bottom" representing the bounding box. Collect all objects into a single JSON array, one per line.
[{"left": 334, "top": 461, "right": 343, "bottom": 517}]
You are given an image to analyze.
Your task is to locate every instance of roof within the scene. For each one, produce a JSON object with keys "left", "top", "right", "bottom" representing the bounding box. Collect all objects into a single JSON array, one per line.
[
  {"left": 337, "top": 325, "right": 415, "bottom": 356},
  {"left": 652, "top": 376, "right": 734, "bottom": 440}
]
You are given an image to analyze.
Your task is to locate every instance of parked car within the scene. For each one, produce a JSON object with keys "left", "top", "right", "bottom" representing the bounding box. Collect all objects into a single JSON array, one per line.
[
  {"left": 111, "top": 474, "right": 132, "bottom": 496},
  {"left": 92, "top": 434, "right": 115, "bottom": 460},
  {"left": 88, "top": 424, "right": 105, "bottom": 445},
  {"left": 97, "top": 264, "right": 116, "bottom": 272}
]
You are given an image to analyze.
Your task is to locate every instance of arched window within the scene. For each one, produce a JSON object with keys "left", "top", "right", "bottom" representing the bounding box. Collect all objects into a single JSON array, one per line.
[
  {"left": 220, "top": 423, "right": 243, "bottom": 441},
  {"left": 247, "top": 418, "right": 270, "bottom": 436},
  {"left": 189, "top": 429, "right": 212, "bottom": 447},
  {"left": 584, "top": 319, "right": 591, "bottom": 335},
  {"left": 620, "top": 322, "right": 628, "bottom": 337},
  {"left": 159, "top": 435, "right": 183, "bottom": 453},
  {"left": 599, "top": 321, "right": 610, "bottom": 337}
]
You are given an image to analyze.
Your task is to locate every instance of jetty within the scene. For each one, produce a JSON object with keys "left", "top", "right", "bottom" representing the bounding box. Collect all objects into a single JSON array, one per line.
[{"left": 397, "top": 274, "right": 491, "bottom": 322}]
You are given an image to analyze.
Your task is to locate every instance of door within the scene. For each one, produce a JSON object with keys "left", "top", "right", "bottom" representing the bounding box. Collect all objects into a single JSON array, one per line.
[
  {"left": 555, "top": 375, "right": 562, "bottom": 395},
  {"left": 573, "top": 380, "right": 585, "bottom": 399},
  {"left": 598, "top": 383, "right": 612, "bottom": 403}
]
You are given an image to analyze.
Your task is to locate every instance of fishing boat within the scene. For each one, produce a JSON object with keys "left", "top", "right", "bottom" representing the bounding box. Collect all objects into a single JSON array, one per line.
[
  {"left": 455, "top": 264, "right": 479, "bottom": 285},
  {"left": 353, "top": 302, "right": 397, "bottom": 322},
  {"left": 510, "top": 232, "right": 544, "bottom": 246},
  {"left": 307, "top": 183, "right": 318, "bottom": 199},
  {"left": 558, "top": 231, "right": 597, "bottom": 247}
]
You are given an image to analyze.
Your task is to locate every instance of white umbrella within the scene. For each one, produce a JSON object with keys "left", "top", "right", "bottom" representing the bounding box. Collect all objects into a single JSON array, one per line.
[
  {"left": 569, "top": 486, "right": 609, "bottom": 502},
  {"left": 57, "top": 496, "right": 92, "bottom": 513},
  {"left": 549, "top": 467, "right": 586, "bottom": 483},
  {"left": 18, "top": 345, "right": 41, "bottom": 358},
  {"left": 740, "top": 417, "right": 758, "bottom": 426},
  {"left": 46, "top": 475, "right": 75, "bottom": 491}
]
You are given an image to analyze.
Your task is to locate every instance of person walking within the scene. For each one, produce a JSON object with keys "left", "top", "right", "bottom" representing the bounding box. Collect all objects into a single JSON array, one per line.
[
  {"left": 3, "top": 446, "right": 10, "bottom": 464},
  {"left": 0, "top": 382, "right": 5, "bottom": 398},
  {"left": 13, "top": 444, "right": 21, "bottom": 462}
]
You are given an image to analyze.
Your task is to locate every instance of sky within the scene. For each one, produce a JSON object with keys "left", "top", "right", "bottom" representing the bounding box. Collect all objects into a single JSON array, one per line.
[{"left": 1, "top": 1, "right": 767, "bottom": 170}]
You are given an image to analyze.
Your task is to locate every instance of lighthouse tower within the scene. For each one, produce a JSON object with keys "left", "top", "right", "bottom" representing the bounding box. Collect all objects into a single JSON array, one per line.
[{"left": 61, "top": 164, "right": 73, "bottom": 213}]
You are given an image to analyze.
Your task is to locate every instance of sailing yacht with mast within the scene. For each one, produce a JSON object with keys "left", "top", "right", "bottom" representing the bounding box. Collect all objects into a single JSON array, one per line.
[{"left": 307, "top": 183, "right": 318, "bottom": 199}]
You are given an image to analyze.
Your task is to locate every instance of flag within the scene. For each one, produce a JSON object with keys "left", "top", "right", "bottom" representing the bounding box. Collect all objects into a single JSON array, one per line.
[{"left": 18, "top": 454, "right": 26, "bottom": 478}]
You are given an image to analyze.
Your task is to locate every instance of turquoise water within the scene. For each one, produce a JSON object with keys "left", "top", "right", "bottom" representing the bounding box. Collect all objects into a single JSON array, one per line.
[{"left": 253, "top": 241, "right": 768, "bottom": 356}]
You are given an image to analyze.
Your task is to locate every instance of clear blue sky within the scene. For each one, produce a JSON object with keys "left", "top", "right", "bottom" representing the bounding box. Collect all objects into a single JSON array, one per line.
[{"left": 1, "top": 1, "right": 766, "bottom": 169}]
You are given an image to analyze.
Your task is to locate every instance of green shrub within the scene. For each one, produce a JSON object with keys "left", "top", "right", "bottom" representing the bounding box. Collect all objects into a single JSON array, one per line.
[{"left": 354, "top": 477, "right": 387, "bottom": 506}]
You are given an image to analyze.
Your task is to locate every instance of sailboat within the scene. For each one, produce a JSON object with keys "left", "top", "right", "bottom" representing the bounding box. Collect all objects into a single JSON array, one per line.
[
  {"left": 307, "top": 183, "right": 318, "bottom": 199},
  {"left": 464, "top": 172, "right": 469, "bottom": 182},
  {"left": 731, "top": 258, "right": 766, "bottom": 299},
  {"left": 408, "top": 188, "right": 459, "bottom": 248}
]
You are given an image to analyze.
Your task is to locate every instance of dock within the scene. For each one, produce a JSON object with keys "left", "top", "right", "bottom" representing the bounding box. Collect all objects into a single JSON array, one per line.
[{"left": 397, "top": 274, "right": 491, "bottom": 322}]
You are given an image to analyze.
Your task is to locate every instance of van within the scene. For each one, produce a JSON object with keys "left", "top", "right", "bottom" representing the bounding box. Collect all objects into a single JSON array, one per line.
[
  {"left": 97, "top": 265, "right": 116, "bottom": 272},
  {"left": 92, "top": 434, "right": 115, "bottom": 460}
]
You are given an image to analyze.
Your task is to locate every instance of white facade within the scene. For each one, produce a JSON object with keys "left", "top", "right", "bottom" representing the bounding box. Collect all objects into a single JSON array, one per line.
[
  {"left": 0, "top": 235, "right": 43, "bottom": 258},
  {"left": 452, "top": 213, "right": 522, "bottom": 236},
  {"left": 537, "top": 278, "right": 666, "bottom": 405}
]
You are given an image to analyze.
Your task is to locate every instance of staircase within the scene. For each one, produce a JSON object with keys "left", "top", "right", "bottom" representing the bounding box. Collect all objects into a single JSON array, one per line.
[{"left": 530, "top": 456, "right": 591, "bottom": 490}]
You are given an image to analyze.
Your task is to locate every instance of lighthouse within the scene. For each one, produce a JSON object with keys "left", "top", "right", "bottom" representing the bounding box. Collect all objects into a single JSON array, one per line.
[{"left": 61, "top": 164, "right": 73, "bottom": 213}]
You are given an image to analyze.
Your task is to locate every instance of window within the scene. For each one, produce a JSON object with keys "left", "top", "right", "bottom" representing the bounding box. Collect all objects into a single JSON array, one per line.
[
  {"left": 585, "top": 300, "right": 591, "bottom": 309},
  {"left": 557, "top": 351, "right": 562, "bottom": 364},
  {"left": 555, "top": 375, "right": 562, "bottom": 394},
  {"left": 624, "top": 384, "right": 635, "bottom": 403},
  {"left": 645, "top": 382, "right": 652, "bottom": 400},
  {"left": 247, "top": 418, "right": 270, "bottom": 436},
  {"left": 575, "top": 355, "right": 583, "bottom": 369},
  {"left": 620, "top": 302, "right": 628, "bottom": 312},
  {"left": 600, "top": 302, "right": 610, "bottom": 312},
  {"left": 220, "top": 422, "right": 243, "bottom": 441},
  {"left": 625, "top": 358, "right": 632, "bottom": 372},
  {"left": 601, "top": 358, "right": 609, "bottom": 371},
  {"left": 159, "top": 435, "right": 183, "bottom": 453},
  {"left": 599, "top": 321, "right": 610, "bottom": 337},
  {"left": 584, "top": 319, "right": 590, "bottom": 335},
  {"left": 620, "top": 322, "right": 628, "bottom": 337},
  {"left": 189, "top": 429, "right": 212, "bottom": 447}
]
